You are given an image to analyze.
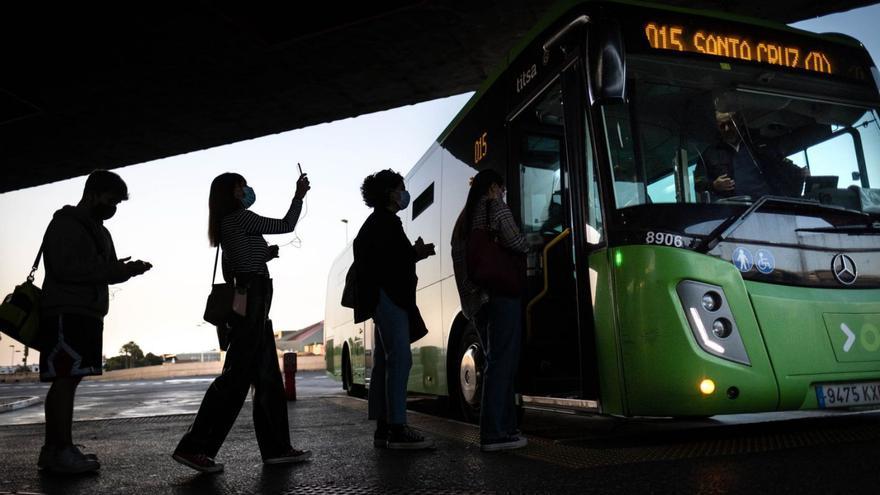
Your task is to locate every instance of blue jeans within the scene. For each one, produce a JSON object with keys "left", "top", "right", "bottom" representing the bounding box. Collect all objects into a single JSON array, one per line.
[
  {"left": 368, "top": 289, "right": 413, "bottom": 425},
  {"left": 477, "top": 295, "right": 522, "bottom": 442}
]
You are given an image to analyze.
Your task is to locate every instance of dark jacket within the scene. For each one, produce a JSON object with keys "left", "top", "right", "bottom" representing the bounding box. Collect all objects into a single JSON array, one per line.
[
  {"left": 695, "top": 141, "right": 805, "bottom": 199},
  {"left": 349, "top": 209, "right": 427, "bottom": 343},
  {"left": 41, "top": 205, "right": 130, "bottom": 319}
]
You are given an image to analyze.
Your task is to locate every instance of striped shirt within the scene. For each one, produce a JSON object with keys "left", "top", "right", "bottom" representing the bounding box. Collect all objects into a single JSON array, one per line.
[
  {"left": 220, "top": 199, "right": 303, "bottom": 278},
  {"left": 451, "top": 197, "right": 528, "bottom": 319}
]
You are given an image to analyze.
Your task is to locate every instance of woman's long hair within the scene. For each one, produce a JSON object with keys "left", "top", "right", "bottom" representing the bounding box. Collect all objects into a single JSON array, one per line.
[
  {"left": 208, "top": 172, "right": 245, "bottom": 247},
  {"left": 461, "top": 169, "right": 504, "bottom": 237}
]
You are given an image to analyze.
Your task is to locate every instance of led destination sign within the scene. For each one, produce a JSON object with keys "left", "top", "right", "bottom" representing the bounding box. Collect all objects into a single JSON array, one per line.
[{"left": 644, "top": 22, "right": 834, "bottom": 75}]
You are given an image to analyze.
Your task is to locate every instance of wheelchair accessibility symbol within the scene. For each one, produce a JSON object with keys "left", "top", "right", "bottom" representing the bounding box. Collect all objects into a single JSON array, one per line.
[{"left": 755, "top": 249, "right": 775, "bottom": 274}]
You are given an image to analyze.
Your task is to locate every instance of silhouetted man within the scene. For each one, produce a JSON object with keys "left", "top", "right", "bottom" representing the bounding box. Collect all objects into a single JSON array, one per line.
[{"left": 38, "top": 170, "right": 151, "bottom": 474}]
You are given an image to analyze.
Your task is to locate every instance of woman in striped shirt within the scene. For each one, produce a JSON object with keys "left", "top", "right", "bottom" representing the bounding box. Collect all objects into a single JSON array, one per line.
[
  {"left": 173, "top": 171, "right": 311, "bottom": 473},
  {"left": 451, "top": 169, "right": 529, "bottom": 453}
]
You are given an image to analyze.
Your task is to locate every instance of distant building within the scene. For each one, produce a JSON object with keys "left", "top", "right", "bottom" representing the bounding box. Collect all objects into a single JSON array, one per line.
[
  {"left": 275, "top": 321, "right": 324, "bottom": 355},
  {"left": 0, "top": 364, "right": 36, "bottom": 374},
  {"left": 164, "top": 351, "right": 223, "bottom": 364}
]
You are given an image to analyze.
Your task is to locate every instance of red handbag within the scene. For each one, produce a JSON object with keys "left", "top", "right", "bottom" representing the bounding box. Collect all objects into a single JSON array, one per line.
[{"left": 466, "top": 229, "right": 525, "bottom": 297}]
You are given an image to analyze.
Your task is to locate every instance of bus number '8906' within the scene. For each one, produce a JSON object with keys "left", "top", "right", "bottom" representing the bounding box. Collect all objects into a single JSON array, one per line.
[{"left": 646, "top": 231, "right": 684, "bottom": 247}]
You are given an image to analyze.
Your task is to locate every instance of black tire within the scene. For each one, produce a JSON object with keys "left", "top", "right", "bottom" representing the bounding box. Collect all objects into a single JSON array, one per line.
[
  {"left": 450, "top": 323, "right": 484, "bottom": 424},
  {"left": 342, "top": 347, "right": 367, "bottom": 398},
  {"left": 341, "top": 347, "right": 354, "bottom": 395}
]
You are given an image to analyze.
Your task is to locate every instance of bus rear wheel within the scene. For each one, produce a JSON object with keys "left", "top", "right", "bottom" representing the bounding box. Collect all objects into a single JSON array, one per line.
[{"left": 453, "top": 325, "right": 484, "bottom": 423}]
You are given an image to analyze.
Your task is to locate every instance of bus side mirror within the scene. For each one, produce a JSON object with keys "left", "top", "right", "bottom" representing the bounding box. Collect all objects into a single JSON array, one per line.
[{"left": 588, "top": 19, "right": 626, "bottom": 104}]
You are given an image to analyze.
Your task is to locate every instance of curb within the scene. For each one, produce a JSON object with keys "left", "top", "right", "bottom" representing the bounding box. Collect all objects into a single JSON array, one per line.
[{"left": 0, "top": 396, "right": 41, "bottom": 413}]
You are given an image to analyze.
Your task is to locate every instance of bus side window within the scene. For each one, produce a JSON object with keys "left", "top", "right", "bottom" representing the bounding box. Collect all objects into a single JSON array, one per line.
[
  {"left": 584, "top": 110, "right": 603, "bottom": 245},
  {"left": 601, "top": 103, "right": 647, "bottom": 208},
  {"left": 519, "top": 139, "right": 562, "bottom": 236}
]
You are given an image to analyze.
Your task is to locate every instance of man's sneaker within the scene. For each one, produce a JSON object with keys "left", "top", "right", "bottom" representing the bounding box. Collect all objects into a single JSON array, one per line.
[
  {"left": 42, "top": 445, "right": 101, "bottom": 474},
  {"left": 263, "top": 447, "right": 313, "bottom": 465},
  {"left": 37, "top": 445, "right": 54, "bottom": 470},
  {"left": 71, "top": 444, "right": 99, "bottom": 462},
  {"left": 172, "top": 451, "right": 224, "bottom": 473},
  {"left": 386, "top": 425, "right": 435, "bottom": 450},
  {"left": 480, "top": 435, "right": 528, "bottom": 452}
]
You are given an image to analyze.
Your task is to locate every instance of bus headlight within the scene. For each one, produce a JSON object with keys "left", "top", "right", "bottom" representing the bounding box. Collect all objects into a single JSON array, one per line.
[
  {"left": 677, "top": 281, "right": 750, "bottom": 366},
  {"left": 701, "top": 291, "right": 721, "bottom": 312},
  {"left": 712, "top": 318, "right": 732, "bottom": 339}
]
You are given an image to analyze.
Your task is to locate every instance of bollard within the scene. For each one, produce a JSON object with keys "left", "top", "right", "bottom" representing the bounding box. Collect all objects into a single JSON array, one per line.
[{"left": 283, "top": 352, "right": 297, "bottom": 401}]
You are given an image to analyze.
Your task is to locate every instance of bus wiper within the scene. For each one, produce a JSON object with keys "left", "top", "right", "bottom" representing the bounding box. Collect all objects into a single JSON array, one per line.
[
  {"left": 694, "top": 195, "right": 854, "bottom": 253},
  {"left": 795, "top": 224, "right": 880, "bottom": 234}
]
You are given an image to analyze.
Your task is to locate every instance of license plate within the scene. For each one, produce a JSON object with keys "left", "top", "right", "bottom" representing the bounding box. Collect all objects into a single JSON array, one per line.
[{"left": 816, "top": 382, "right": 880, "bottom": 408}]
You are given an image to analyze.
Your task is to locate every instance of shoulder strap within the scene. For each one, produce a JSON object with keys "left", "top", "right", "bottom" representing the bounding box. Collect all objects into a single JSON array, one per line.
[
  {"left": 28, "top": 245, "right": 43, "bottom": 282},
  {"left": 211, "top": 246, "right": 221, "bottom": 285}
]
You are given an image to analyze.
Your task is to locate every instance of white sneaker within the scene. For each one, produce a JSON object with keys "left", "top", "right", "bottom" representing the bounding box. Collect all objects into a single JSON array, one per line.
[
  {"left": 263, "top": 448, "right": 313, "bottom": 465},
  {"left": 480, "top": 435, "right": 528, "bottom": 452}
]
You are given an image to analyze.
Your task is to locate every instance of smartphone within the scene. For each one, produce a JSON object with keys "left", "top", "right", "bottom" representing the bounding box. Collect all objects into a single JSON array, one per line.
[{"left": 297, "top": 162, "right": 304, "bottom": 176}]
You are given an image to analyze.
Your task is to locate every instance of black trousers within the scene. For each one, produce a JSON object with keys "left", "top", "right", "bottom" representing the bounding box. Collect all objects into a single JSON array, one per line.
[{"left": 176, "top": 277, "right": 291, "bottom": 459}]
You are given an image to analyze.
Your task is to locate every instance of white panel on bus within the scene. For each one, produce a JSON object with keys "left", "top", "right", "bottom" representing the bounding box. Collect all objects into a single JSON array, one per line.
[
  {"left": 439, "top": 147, "right": 477, "bottom": 280},
  {"left": 406, "top": 145, "right": 443, "bottom": 289}
]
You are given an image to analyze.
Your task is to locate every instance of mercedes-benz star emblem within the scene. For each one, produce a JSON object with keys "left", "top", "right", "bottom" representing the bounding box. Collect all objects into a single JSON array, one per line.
[{"left": 831, "top": 254, "right": 858, "bottom": 286}]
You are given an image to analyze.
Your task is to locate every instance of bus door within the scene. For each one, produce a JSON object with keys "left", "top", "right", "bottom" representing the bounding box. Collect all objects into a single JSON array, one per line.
[{"left": 509, "top": 66, "right": 599, "bottom": 401}]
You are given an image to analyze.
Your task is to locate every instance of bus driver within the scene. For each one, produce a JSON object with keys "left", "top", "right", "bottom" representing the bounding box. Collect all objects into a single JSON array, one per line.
[{"left": 695, "top": 110, "right": 808, "bottom": 201}]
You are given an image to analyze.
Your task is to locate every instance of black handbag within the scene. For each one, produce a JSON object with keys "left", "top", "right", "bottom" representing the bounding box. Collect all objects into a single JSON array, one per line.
[
  {"left": 0, "top": 247, "right": 44, "bottom": 351},
  {"left": 466, "top": 229, "right": 526, "bottom": 297},
  {"left": 203, "top": 246, "right": 234, "bottom": 349},
  {"left": 341, "top": 263, "right": 357, "bottom": 309}
]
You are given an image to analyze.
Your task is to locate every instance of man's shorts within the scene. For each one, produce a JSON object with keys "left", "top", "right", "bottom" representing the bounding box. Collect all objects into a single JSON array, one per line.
[{"left": 40, "top": 313, "right": 103, "bottom": 382}]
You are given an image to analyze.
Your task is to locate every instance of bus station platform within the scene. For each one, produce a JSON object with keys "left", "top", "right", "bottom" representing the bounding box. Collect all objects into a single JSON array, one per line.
[{"left": 1, "top": 394, "right": 879, "bottom": 494}]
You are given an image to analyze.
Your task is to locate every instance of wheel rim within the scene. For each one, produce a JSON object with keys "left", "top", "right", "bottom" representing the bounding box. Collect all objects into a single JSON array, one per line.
[{"left": 459, "top": 343, "right": 483, "bottom": 406}]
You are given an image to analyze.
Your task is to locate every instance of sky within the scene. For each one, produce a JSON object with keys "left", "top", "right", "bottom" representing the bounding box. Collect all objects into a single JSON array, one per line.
[{"left": 2, "top": 5, "right": 880, "bottom": 365}]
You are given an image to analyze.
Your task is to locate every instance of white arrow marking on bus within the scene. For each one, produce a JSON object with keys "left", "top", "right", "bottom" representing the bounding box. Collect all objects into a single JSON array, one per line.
[{"left": 841, "top": 323, "right": 855, "bottom": 352}]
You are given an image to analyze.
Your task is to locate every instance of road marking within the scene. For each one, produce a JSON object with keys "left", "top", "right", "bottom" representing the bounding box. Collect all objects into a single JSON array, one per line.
[{"left": 841, "top": 323, "right": 856, "bottom": 352}]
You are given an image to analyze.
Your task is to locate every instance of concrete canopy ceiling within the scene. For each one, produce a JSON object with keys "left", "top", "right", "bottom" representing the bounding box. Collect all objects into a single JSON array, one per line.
[{"left": 2, "top": 1, "right": 876, "bottom": 193}]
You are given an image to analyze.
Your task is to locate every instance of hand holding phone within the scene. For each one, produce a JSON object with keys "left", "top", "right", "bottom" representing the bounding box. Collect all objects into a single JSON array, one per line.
[{"left": 295, "top": 165, "right": 310, "bottom": 200}]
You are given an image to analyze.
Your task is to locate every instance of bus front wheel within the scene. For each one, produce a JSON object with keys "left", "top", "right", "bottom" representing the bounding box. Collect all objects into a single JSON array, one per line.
[
  {"left": 342, "top": 347, "right": 366, "bottom": 398},
  {"left": 453, "top": 325, "right": 484, "bottom": 423}
]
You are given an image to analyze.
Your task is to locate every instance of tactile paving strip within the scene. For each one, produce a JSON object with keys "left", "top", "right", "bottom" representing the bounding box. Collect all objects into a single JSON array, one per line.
[
  {"left": 0, "top": 413, "right": 196, "bottom": 430},
  {"left": 327, "top": 396, "right": 880, "bottom": 470},
  {"left": 281, "top": 486, "right": 495, "bottom": 495}
]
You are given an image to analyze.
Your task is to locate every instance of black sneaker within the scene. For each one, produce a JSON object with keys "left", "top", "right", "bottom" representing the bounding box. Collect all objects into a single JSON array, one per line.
[
  {"left": 263, "top": 447, "right": 312, "bottom": 465},
  {"left": 386, "top": 425, "right": 435, "bottom": 450},
  {"left": 374, "top": 424, "right": 390, "bottom": 448},
  {"left": 71, "top": 444, "right": 99, "bottom": 462},
  {"left": 42, "top": 445, "right": 101, "bottom": 474},
  {"left": 37, "top": 445, "right": 54, "bottom": 470},
  {"left": 172, "top": 451, "right": 224, "bottom": 473},
  {"left": 481, "top": 435, "right": 528, "bottom": 452}
]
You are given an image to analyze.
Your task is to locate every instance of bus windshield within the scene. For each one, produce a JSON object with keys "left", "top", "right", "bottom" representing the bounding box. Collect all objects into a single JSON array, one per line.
[{"left": 601, "top": 55, "right": 880, "bottom": 213}]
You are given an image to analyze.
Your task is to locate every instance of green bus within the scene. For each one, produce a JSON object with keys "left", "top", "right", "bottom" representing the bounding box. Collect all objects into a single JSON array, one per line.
[{"left": 325, "top": 0, "right": 880, "bottom": 419}]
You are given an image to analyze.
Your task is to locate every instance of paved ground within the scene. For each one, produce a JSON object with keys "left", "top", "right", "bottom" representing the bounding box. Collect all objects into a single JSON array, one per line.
[
  {"left": 0, "top": 371, "right": 340, "bottom": 425},
  {"left": 2, "top": 373, "right": 880, "bottom": 494}
]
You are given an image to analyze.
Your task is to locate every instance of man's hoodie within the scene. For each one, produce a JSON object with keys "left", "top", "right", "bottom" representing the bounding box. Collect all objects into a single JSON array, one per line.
[{"left": 41, "top": 205, "right": 130, "bottom": 319}]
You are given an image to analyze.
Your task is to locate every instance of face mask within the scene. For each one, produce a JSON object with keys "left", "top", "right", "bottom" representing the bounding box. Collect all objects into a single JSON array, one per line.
[
  {"left": 241, "top": 185, "right": 256, "bottom": 209},
  {"left": 92, "top": 203, "right": 117, "bottom": 221},
  {"left": 396, "top": 190, "right": 411, "bottom": 210}
]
